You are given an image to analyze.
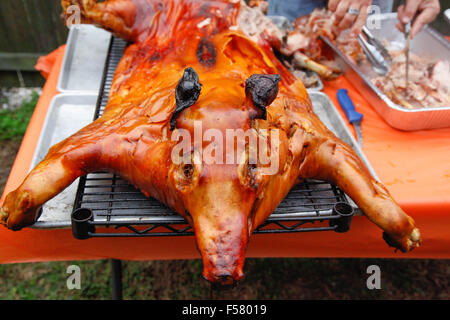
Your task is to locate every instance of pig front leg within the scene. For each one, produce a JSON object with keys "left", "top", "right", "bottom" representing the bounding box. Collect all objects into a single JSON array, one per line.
[
  {"left": 299, "top": 137, "right": 422, "bottom": 253},
  {"left": 1, "top": 124, "right": 105, "bottom": 231}
]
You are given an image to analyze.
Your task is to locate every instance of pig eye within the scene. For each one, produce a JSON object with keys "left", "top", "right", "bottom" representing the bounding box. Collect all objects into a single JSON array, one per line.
[
  {"left": 183, "top": 164, "right": 194, "bottom": 179},
  {"left": 237, "top": 147, "right": 260, "bottom": 190},
  {"left": 171, "top": 151, "right": 202, "bottom": 193}
]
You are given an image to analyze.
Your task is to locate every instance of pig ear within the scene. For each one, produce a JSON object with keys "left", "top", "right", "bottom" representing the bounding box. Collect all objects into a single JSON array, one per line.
[
  {"left": 245, "top": 74, "right": 281, "bottom": 120},
  {"left": 170, "top": 67, "right": 202, "bottom": 130}
]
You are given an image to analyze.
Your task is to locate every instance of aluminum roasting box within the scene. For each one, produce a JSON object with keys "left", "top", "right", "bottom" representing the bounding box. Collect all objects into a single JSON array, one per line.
[
  {"left": 321, "top": 13, "right": 450, "bottom": 131},
  {"left": 30, "top": 94, "right": 98, "bottom": 228},
  {"left": 57, "top": 25, "right": 111, "bottom": 93}
]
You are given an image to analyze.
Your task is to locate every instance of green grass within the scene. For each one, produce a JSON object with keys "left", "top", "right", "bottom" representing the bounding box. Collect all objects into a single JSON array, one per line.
[
  {"left": 0, "top": 91, "right": 39, "bottom": 141},
  {"left": 0, "top": 260, "right": 112, "bottom": 300},
  {"left": 0, "top": 258, "right": 448, "bottom": 300}
]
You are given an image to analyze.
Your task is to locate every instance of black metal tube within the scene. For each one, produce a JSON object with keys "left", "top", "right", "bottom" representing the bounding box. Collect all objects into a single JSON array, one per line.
[
  {"left": 111, "top": 259, "right": 123, "bottom": 300},
  {"left": 330, "top": 202, "right": 354, "bottom": 233},
  {"left": 71, "top": 208, "right": 95, "bottom": 239}
]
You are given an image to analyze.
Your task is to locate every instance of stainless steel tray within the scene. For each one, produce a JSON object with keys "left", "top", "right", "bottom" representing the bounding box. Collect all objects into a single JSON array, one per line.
[
  {"left": 31, "top": 94, "right": 97, "bottom": 229},
  {"left": 57, "top": 25, "right": 112, "bottom": 93},
  {"left": 305, "top": 71, "right": 324, "bottom": 92},
  {"left": 31, "top": 91, "right": 375, "bottom": 228},
  {"left": 322, "top": 13, "right": 450, "bottom": 131}
]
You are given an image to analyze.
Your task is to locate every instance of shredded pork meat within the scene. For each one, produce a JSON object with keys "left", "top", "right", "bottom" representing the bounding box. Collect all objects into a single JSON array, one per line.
[{"left": 372, "top": 51, "right": 450, "bottom": 109}]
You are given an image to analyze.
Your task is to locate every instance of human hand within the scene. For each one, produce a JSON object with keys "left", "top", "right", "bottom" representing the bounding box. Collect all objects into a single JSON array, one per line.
[
  {"left": 328, "top": 0, "right": 372, "bottom": 36},
  {"left": 396, "top": 0, "right": 441, "bottom": 38}
]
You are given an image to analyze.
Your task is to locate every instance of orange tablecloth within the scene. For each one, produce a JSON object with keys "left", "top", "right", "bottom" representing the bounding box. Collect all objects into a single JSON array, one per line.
[{"left": 1, "top": 46, "right": 449, "bottom": 264}]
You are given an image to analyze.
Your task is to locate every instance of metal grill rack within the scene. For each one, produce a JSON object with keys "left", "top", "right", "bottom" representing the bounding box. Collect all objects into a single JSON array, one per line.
[{"left": 71, "top": 36, "right": 354, "bottom": 239}]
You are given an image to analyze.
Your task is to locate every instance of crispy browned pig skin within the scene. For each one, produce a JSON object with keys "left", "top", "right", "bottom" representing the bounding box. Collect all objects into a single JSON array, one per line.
[{"left": 1, "top": 0, "right": 421, "bottom": 286}]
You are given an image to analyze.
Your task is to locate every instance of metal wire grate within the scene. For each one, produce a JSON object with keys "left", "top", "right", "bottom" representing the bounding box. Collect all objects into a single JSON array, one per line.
[
  {"left": 94, "top": 37, "right": 127, "bottom": 118},
  {"left": 72, "top": 36, "right": 353, "bottom": 238}
]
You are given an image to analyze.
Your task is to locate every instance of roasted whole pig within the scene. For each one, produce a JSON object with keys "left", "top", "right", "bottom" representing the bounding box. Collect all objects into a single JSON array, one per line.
[{"left": 1, "top": 0, "right": 421, "bottom": 286}]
